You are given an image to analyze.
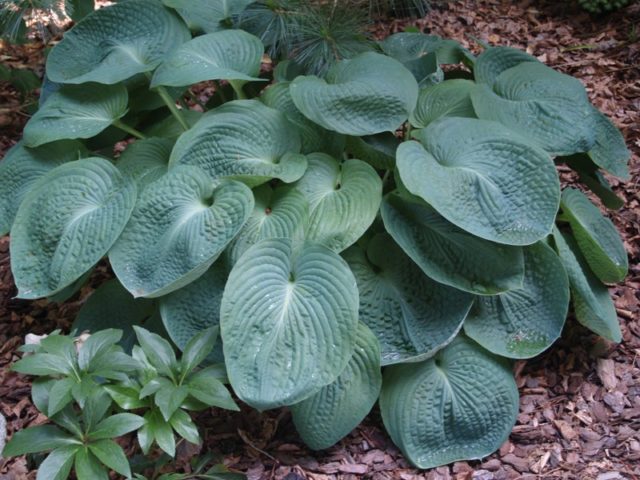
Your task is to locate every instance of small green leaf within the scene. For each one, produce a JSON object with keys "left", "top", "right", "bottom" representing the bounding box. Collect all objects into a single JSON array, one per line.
[
  {"left": 110, "top": 168, "right": 254, "bottom": 298},
  {"left": 81, "top": 391, "right": 112, "bottom": 432},
  {"left": 36, "top": 445, "right": 79, "bottom": 480},
  {"left": 464, "top": 242, "right": 570, "bottom": 359},
  {"left": 561, "top": 188, "right": 628, "bottom": 283},
  {"left": 12, "top": 353, "right": 74, "bottom": 377},
  {"left": 78, "top": 329, "right": 122, "bottom": 371},
  {"left": 294, "top": 153, "right": 382, "bottom": 253},
  {"left": 291, "top": 323, "right": 382, "bottom": 450},
  {"left": 23, "top": 84, "right": 128, "bottom": 147},
  {"left": 103, "top": 385, "right": 148, "bottom": 410},
  {"left": 132, "top": 326, "right": 177, "bottom": 378},
  {"left": 152, "top": 30, "right": 264, "bottom": 87},
  {"left": 380, "top": 336, "right": 519, "bottom": 469},
  {"left": 180, "top": 327, "right": 219, "bottom": 378},
  {"left": 47, "top": 378, "right": 75, "bottom": 417},
  {"left": 51, "top": 407, "right": 84, "bottom": 439},
  {"left": 89, "top": 439, "right": 131, "bottom": 477},
  {"left": 140, "top": 409, "right": 175, "bottom": 457},
  {"left": 89, "top": 413, "right": 145, "bottom": 441},
  {"left": 74, "top": 447, "right": 109, "bottom": 480},
  {"left": 187, "top": 370, "right": 239, "bottom": 411},
  {"left": 169, "top": 409, "right": 200, "bottom": 445},
  {"left": 155, "top": 385, "right": 190, "bottom": 421},
  {"left": 46, "top": 0, "right": 191, "bottom": 85},
  {"left": 290, "top": 52, "right": 419, "bottom": 136},
  {"left": 3, "top": 425, "right": 78, "bottom": 456}
]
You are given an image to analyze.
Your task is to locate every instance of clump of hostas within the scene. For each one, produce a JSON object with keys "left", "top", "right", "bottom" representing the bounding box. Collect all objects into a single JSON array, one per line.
[
  {"left": 578, "top": 0, "right": 632, "bottom": 12},
  {"left": 0, "top": 0, "right": 630, "bottom": 470}
]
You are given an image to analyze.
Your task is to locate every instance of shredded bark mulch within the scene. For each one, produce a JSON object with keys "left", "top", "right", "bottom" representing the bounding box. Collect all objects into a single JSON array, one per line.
[{"left": 1, "top": 1, "right": 639, "bottom": 479}]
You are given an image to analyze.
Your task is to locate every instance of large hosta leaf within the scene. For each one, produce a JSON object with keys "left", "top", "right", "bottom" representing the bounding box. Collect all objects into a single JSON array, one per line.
[
  {"left": 169, "top": 100, "right": 307, "bottom": 186},
  {"left": 343, "top": 234, "right": 473, "bottom": 365},
  {"left": 409, "top": 79, "right": 476, "bottom": 128},
  {"left": 471, "top": 62, "right": 596, "bottom": 155},
  {"left": 290, "top": 323, "right": 382, "bottom": 450},
  {"left": 159, "top": 260, "right": 227, "bottom": 363},
  {"left": 162, "top": 0, "right": 253, "bottom": 33},
  {"left": 261, "top": 82, "right": 345, "bottom": 157},
  {"left": 220, "top": 239, "right": 359, "bottom": 410},
  {"left": 23, "top": 84, "right": 128, "bottom": 147},
  {"left": 397, "top": 117, "right": 559, "bottom": 245},
  {"left": 46, "top": 0, "right": 191, "bottom": 84},
  {"left": 294, "top": 153, "right": 382, "bottom": 253},
  {"left": 381, "top": 192, "right": 524, "bottom": 295},
  {"left": 552, "top": 228, "right": 621, "bottom": 342},
  {"left": 0, "top": 140, "right": 87, "bottom": 236},
  {"left": 226, "top": 185, "right": 308, "bottom": 266},
  {"left": 379, "top": 33, "right": 470, "bottom": 66},
  {"left": 587, "top": 108, "right": 630, "bottom": 180},
  {"left": 380, "top": 336, "right": 519, "bottom": 469},
  {"left": 464, "top": 242, "right": 569, "bottom": 359},
  {"left": 74, "top": 279, "right": 157, "bottom": 352},
  {"left": 151, "top": 30, "right": 264, "bottom": 87},
  {"left": 289, "top": 52, "right": 419, "bottom": 136},
  {"left": 117, "top": 138, "right": 173, "bottom": 191},
  {"left": 560, "top": 188, "right": 627, "bottom": 283},
  {"left": 110, "top": 166, "right": 253, "bottom": 298},
  {"left": 473, "top": 46, "right": 538, "bottom": 86},
  {"left": 344, "top": 133, "right": 399, "bottom": 170},
  {"left": 11, "top": 158, "right": 136, "bottom": 299}
]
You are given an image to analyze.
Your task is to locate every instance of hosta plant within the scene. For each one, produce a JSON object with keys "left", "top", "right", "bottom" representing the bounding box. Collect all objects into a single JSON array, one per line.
[{"left": 0, "top": 0, "right": 630, "bottom": 470}]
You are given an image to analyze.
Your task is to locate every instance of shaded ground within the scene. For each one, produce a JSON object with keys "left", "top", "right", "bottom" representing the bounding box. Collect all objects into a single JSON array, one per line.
[{"left": 1, "top": 1, "right": 639, "bottom": 479}]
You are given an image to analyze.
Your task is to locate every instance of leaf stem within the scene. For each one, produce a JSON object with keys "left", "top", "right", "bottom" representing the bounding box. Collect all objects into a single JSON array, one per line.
[
  {"left": 156, "top": 85, "right": 190, "bottom": 131},
  {"left": 112, "top": 119, "right": 147, "bottom": 139},
  {"left": 229, "top": 80, "right": 247, "bottom": 100}
]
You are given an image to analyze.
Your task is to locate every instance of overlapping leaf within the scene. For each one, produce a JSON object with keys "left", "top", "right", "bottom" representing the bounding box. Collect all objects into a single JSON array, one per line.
[
  {"left": 46, "top": 0, "right": 191, "bottom": 84},
  {"left": 117, "top": 138, "right": 173, "bottom": 191},
  {"left": 110, "top": 166, "right": 253, "bottom": 298},
  {"left": 587, "top": 107, "right": 631, "bottom": 180},
  {"left": 23, "top": 84, "right": 128, "bottom": 147},
  {"left": 0, "top": 141, "right": 87, "bottom": 236},
  {"left": 381, "top": 192, "right": 524, "bottom": 295},
  {"left": 397, "top": 117, "right": 559, "bottom": 245},
  {"left": 471, "top": 62, "right": 596, "bottom": 155},
  {"left": 552, "top": 228, "right": 621, "bottom": 342},
  {"left": 220, "top": 239, "right": 359, "bottom": 410},
  {"left": 151, "top": 30, "right": 264, "bottom": 87},
  {"left": 290, "top": 323, "right": 382, "bottom": 450},
  {"left": 344, "top": 233, "right": 473, "bottom": 365},
  {"left": 380, "top": 336, "right": 519, "bottom": 469},
  {"left": 169, "top": 100, "right": 307, "bottom": 186},
  {"left": 344, "top": 133, "right": 398, "bottom": 170},
  {"left": 226, "top": 185, "right": 308, "bottom": 266},
  {"left": 379, "top": 32, "right": 470, "bottom": 65},
  {"left": 11, "top": 158, "right": 136, "bottom": 299},
  {"left": 162, "top": 0, "right": 253, "bottom": 33},
  {"left": 561, "top": 188, "right": 628, "bottom": 283},
  {"left": 294, "top": 153, "right": 382, "bottom": 252},
  {"left": 464, "top": 242, "right": 569, "bottom": 359},
  {"left": 159, "top": 261, "right": 227, "bottom": 364},
  {"left": 473, "top": 46, "right": 538, "bottom": 86},
  {"left": 289, "top": 52, "right": 419, "bottom": 136},
  {"left": 409, "top": 79, "right": 476, "bottom": 128}
]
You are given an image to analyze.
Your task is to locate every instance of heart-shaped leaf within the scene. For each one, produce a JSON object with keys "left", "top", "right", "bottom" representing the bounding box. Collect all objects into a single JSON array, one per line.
[
  {"left": 226, "top": 185, "right": 308, "bottom": 266},
  {"left": 220, "top": 239, "right": 359, "bottom": 410},
  {"left": 381, "top": 192, "right": 524, "bottom": 295},
  {"left": 294, "top": 153, "right": 382, "bottom": 252},
  {"left": 110, "top": 166, "right": 253, "bottom": 298},
  {"left": 261, "top": 82, "right": 345, "bottom": 157},
  {"left": 380, "top": 336, "right": 519, "bottom": 469},
  {"left": 552, "top": 228, "right": 621, "bottom": 342},
  {"left": 23, "top": 84, "right": 128, "bottom": 147},
  {"left": 464, "top": 241, "right": 569, "bottom": 359},
  {"left": 289, "top": 52, "right": 419, "bottom": 136},
  {"left": 560, "top": 188, "right": 627, "bottom": 283},
  {"left": 409, "top": 79, "right": 476, "bottom": 128},
  {"left": 0, "top": 140, "right": 87, "bottom": 236},
  {"left": 151, "top": 30, "right": 264, "bottom": 88},
  {"left": 587, "top": 107, "right": 630, "bottom": 180},
  {"left": 162, "top": 0, "right": 253, "bottom": 33},
  {"left": 471, "top": 62, "right": 596, "bottom": 156},
  {"left": 11, "top": 158, "right": 136, "bottom": 299},
  {"left": 344, "top": 233, "right": 474, "bottom": 365},
  {"left": 473, "top": 46, "right": 538, "bottom": 86},
  {"left": 380, "top": 33, "right": 470, "bottom": 66},
  {"left": 170, "top": 100, "right": 307, "bottom": 187},
  {"left": 344, "top": 133, "right": 399, "bottom": 170},
  {"left": 398, "top": 117, "right": 559, "bottom": 245},
  {"left": 159, "top": 260, "right": 227, "bottom": 364},
  {"left": 46, "top": 0, "right": 191, "bottom": 85},
  {"left": 290, "top": 323, "right": 382, "bottom": 450},
  {"left": 117, "top": 138, "right": 173, "bottom": 191}
]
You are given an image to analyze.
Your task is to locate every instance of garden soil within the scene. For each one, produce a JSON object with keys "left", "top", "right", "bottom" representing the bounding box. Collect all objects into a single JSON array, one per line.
[{"left": 1, "top": 1, "right": 639, "bottom": 479}]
